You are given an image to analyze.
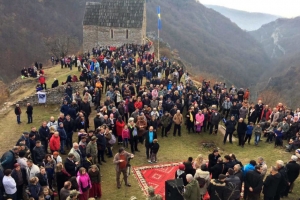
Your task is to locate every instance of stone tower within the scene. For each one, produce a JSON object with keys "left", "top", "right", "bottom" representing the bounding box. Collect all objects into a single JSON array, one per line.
[{"left": 83, "top": 0, "right": 146, "bottom": 53}]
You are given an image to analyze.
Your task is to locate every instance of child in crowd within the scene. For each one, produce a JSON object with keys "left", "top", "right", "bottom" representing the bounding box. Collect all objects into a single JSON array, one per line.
[
  {"left": 26, "top": 177, "right": 42, "bottom": 200},
  {"left": 150, "top": 139, "right": 160, "bottom": 163},
  {"left": 274, "top": 127, "right": 283, "bottom": 147},
  {"left": 254, "top": 123, "right": 262, "bottom": 146},
  {"left": 244, "top": 122, "right": 254, "bottom": 145},
  {"left": 122, "top": 125, "right": 130, "bottom": 148}
]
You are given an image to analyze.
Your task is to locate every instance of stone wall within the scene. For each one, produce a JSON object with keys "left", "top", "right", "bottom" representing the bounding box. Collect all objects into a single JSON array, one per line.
[
  {"left": 83, "top": 26, "right": 144, "bottom": 53},
  {"left": 8, "top": 78, "right": 38, "bottom": 94},
  {"left": 15, "top": 82, "right": 85, "bottom": 107}
]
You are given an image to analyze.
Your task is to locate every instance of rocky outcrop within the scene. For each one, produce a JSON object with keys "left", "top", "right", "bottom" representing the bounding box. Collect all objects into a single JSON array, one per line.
[{"left": 8, "top": 78, "right": 38, "bottom": 94}]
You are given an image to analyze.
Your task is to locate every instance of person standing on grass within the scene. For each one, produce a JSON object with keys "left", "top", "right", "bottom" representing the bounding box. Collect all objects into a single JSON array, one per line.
[
  {"left": 263, "top": 166, "right": 281, "bottom": 200},
  {"left": 209, "top": 108, "right": 222, "bottom": 135},
  {"left": 76, "top": 167, "right": 92, "bottom": 200},
  {"left": 86, "top": 136, "right": 98, "bottom": 165},
  {"left": 26, "top": 103, "right": 33, "bottom": 124},
  {"left": 173, "top": 110, "right": 183, "bottom": 136},
  {"left": 244, "top": 122, "right": 254, "bottom": 145},
  {"left": 254, "top": 123, "right": 262, "bottom": 146},
  {"left": 15, "top": 104, "right": 22, "bottom": 124},
  {"left": 145, "top": 126, "right": 157, "bottom": 162},
  {"left": 150, "top": 139, "right": 159, "bottom": 163},
  {"left": 113, "top": 147, "right": 134, "bottom": 189},
  {"left": 88, "top": 165, "right": 102, "bottom": 199},
  {"left": 122, "top": 125, "right": 130, "bottom": 148},
  {"left": 244, "top": 165, "right": 263, "bottom": 200},
  {"left": 274, "top": 160, "right": 289, "bottom": 200},
  {"left": 284, "top": 155, "right": 300, "bottom": 197},
  {"left": 223, "top": 116, "right": 236, "bottom": 144},
  {"left": 237, "top": 118, "right": 247, "bottom": 147}
]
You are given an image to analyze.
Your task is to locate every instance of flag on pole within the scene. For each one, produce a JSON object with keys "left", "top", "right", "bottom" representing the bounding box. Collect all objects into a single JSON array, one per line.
[
  {"left": 157, "top": 6, "right": 162, "bottom": 30},
  {"left": 37, "top": 91, "right": 46, "bottom": 104}
]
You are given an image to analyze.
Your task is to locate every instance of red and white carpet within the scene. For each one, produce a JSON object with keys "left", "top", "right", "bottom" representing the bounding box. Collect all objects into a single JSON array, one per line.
[{"left": 133, "top": 162, "right": 180, "bottom": 199}]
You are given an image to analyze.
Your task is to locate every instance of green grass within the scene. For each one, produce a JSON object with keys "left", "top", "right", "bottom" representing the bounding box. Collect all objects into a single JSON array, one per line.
[{"left": 2, "top": 65, "right": 299, "bottom": 199}]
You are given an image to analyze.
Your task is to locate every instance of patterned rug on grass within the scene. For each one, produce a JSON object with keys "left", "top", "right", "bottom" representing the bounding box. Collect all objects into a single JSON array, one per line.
[{"left": 133, "top": 163, "right": 180, "bottom": 199}]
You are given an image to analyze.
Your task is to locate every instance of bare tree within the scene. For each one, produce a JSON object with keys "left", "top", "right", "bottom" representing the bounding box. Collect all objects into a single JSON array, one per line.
[{"left": 44, "top": 35, "right": 79, "bottom": 58}]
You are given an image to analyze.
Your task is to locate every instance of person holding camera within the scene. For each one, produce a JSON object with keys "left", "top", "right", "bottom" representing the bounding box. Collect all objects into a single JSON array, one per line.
[{"left": 113, "top": 147, "right": 134, "bottom": 189}]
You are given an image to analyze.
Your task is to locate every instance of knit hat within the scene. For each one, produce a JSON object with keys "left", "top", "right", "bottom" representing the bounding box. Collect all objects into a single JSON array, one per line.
[
  {"left": 53, "top": 151, "right": 59, "bottom": 156},
  {"left": 179, "top": 164, "right": 185, "bottom": 170}
]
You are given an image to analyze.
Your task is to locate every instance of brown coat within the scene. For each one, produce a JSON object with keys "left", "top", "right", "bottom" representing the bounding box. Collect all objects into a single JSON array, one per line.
[
  {"left": 113, "top": 151, "right": 132, "bottom": 172},
  {"left": 173, "top": 113, "right": 183, "bottom": 125},
  {"left": 136, "top": 116, "right": 147, "bottom": 136}
]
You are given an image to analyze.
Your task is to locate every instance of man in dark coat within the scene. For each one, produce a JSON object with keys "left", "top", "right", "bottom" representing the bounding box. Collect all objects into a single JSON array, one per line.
[
  {"left": 63, "top": 115, "right": 75, "bottom": 149},
  {"left": 223, "top": 116, "right": 236, "bottom": 144},
  {"left": 32, "top": 141, "right": 46, "bottom": 166},
  {"left": 244, "top": 165, "right": 263, "bottom": 200},
  {"left": 183, "top": 157, "right": 196, "bottom": 176},
  {"left": 39, "top": 121, "right": 50, "bottom": 152},
  {"left": 274, "top": 160, "right": 289, "bottom": 200},
  {"left": 15, "top": 104, "right": 22, "bottom": 124},
  {"left": 208, "top": 174, "right": 228, "bottom": 200},
  {"left": 26, "top": 103, "right": 33, "bottom": 124},
  {"left": 0, "top": 147, "right": 19, "bottom": 170},
  {"left": 144, "top": 126, "right": 157, "bottom": 161},
  {"left": 64, "top": 153, "right": 77, "bottom": 176},
  {"left": 80, "top": 99, "right": 91, "bottom": 128},
  {"left": 17, "top": 132, "right": 30, "bottom": 149},
  {"left": 208, "top": 149, "right": 221, "bottom": 170},
  {"left": 210, "top": 157, "right": 227, "bottom": 179},
  {"left": 284, "top": 155, "right": 300, "bottom": 197},
  {"left": 96, "top": 128, "right": 107, "bottom": 164},
  {"left": 225, "top": 168, "right": 241, "bottom": 200},
  {"left": 263, "top": 166, "right": 281, "bottom": 200},
  {"left": 209, "top": 109, "right": 222, "bottom": 134}
]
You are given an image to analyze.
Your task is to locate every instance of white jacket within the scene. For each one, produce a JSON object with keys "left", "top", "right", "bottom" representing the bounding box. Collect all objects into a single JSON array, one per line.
[{"left": 26, "top": 164, "right": 40, "bottom": 182}]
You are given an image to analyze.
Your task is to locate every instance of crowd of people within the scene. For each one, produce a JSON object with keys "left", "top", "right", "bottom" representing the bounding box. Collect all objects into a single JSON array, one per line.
[{"left": 3, "top": 41, "right": 300, "bottom": 200}]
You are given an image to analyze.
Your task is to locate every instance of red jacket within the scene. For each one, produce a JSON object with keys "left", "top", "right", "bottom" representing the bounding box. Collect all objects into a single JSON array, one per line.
[
  {"left": 260, "top": 108, "right": 272, "bottom": 121},
  {"left": 49, "top": 135, "right": 60, "bottom": 151},
  {"left": 39, "top": 76, "right": 46, "bottom": 84},
  {"left": 116, "top": 121, "right": 125, "bottom": 136},
  {"left": 134, "top": 101, "right": 143, "bottom": 110}
]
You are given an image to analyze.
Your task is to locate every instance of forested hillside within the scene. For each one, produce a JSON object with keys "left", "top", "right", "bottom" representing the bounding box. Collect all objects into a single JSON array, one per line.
[{"left": 147, "top": 0, "right": 271, "bottom": 85}]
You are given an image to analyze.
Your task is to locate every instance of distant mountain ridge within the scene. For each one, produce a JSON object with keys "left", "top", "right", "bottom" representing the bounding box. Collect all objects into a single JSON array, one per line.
[
  {"left": 147, "top": 0, "right": 270, "bottom": 85},
  {"left": 205, "top": 4, "right": 280, "bottom": 31},
  {"left": 249, "top": 17, "right": 300, "bottom": 107}
]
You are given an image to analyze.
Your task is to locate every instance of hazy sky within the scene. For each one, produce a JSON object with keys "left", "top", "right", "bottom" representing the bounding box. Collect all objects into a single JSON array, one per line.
[{"left": 199, "top": 0, "right": 300, "bottom": 18}]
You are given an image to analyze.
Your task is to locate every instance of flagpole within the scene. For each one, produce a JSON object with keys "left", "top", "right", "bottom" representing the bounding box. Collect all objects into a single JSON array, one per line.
[{"left": 158, "top": 28, "right": 160, "bottom": 62}]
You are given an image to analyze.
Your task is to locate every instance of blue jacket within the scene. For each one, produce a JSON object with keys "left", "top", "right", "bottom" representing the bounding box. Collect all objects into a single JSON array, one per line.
[
  {"left": 90, "top": 62, "right": 94, "bottom": 71},
  {"left": 146, "top": 71, "right": 152, "bottom": 80},
  {"left": 60, "top": 104, "right": 69, "bottom": 116},
  {"left": 243, "top": 163, "right": 255, "bottom": 177},
  {"left": 27, "top": 183, "right": 41, "bottom": 200},
  {"left": 274, "top": 130, "right": 283, "bottom": 138},
  {"left": 57, "top": 127, "right": 67, "bottom": 141},
  {"left": 0, "top": 150, "right": 16, "bottom": 170},
  {"left": 246, "top": 125, "right": 254, "bottom": 135}
]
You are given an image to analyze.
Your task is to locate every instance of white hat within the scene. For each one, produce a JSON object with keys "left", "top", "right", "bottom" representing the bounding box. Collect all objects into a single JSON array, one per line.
[{"left": 291, "top": 155, "right": 298, "bottom": 161}]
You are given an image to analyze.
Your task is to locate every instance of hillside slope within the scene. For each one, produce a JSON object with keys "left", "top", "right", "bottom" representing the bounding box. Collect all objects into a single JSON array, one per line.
[
  {"left": 0, "top": 0, "right": 96, "bottom": 83},
  {"left": 205, "top": 5, "right": 280, "bottom": 31},
  {"left": 249, "top": 17, "right": 300, "bottom": 107},
  {"left": 147, "top": 0, "right": 270, "bottom": 86}
]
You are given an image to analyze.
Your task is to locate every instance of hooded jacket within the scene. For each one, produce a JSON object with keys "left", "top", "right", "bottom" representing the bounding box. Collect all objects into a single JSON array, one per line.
[
  {"left": 183, "top": 179, "right": 200, "bottom": 200},
  {"left": 207, "top": 179, "right": 227, "bottom": 200},
  {"left": 49, "top": 135, "right": 60, "bottom": 151},
  {"left": 194, "top": 169, "right": 210, "bottom": 195}
]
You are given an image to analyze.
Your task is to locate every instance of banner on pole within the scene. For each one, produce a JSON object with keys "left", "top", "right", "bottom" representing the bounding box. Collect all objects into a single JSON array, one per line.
[{"left": 157, "top": 6, "right": 162, "bottom": 30}]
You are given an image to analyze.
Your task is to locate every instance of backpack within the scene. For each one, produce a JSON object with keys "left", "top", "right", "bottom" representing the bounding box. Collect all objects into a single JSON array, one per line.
[
  {"left": 109, "top": 134, "right": 116, "bottom": 145},
  {"left": 196, "top": 177, "right": 206, "bottom": 188}
]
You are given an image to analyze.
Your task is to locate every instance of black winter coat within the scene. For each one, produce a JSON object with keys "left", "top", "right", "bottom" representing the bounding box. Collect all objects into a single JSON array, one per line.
[
  {"left": 80, "top": 102, "right": 91, "bottom": 116},
  {"left": 263, "top": 173, "right": 281, "bottom": 197},
  {"left": 210, "top": 162, "right": 227, "bottom": 179},
  {"left": 237, "top": 122, "right": 247, "bottom": 135},
  {"left": 286, "top": 161, "right": 300, "bottom": 183},
  {"left": 207, "top": 179, "right": 227, "bottom": 200},
  {"left": 64, "top": 159, "right": 76, "bottom": 177},
  {"left": 225, "top": 120, "right": 236, "bottom": 133},
  {"left": 32, "top": 146, "right": 46, "bottom": 164},
  {"left": 208, "top": 153, "right": 221, "bottom": 169},
  {"left": 245, "top": 170, "right": 263, "bottom": 194},
  {"left": 144, "top": 131, "right": 157, "bottom": 147},
  {"left": 276, "top": 166, "right": 289, "bottom": 196},
  {"left": 225, "top": 175, "right": 241, "bottom": 199},
  {"left": 38, "top": 126, "right": 50, "bottom": 141}
]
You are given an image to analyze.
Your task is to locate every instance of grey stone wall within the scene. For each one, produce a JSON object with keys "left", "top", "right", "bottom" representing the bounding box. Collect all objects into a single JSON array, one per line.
[
  {"left": 15, "top": 82, "right": 85, "bottom": 107},
  {"left": 83, "top": 26, "right": 144, "bottom": 53},
  {"left": 8, "top": 78, "right": 38, "bottom": 93}
]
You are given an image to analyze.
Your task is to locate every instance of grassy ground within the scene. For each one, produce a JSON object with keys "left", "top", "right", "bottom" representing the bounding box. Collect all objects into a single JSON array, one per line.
[{"left": 1, "top": 65, "right": 299, "bottom": 199}]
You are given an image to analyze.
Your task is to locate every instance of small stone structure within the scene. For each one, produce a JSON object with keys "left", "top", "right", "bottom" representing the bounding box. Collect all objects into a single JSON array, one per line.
[
  {"left": 8, "top": 78, "right": 37, "bottom": 93},
  {"left": 15, "top": 82, "right": 85, "bottom": 106},
  {"left": 83, "top": 0, "right": 146, "bottom": 52}
]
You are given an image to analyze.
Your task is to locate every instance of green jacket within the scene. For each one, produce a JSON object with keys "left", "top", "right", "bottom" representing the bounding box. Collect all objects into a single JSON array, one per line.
[
  {"left": 183, "top": 179, "right": 200, "bottom": 200},
  {"left": 160, "top": 115, "right": 171, "bottom": 128}
]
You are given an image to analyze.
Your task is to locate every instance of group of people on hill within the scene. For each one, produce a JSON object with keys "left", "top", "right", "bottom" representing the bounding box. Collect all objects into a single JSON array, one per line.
[
  {"left": 6, "top": 41, "right": 300, "bottom": 200},
  {"left": 21, "top": 62, "right": 43, "bottom": 79}
]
